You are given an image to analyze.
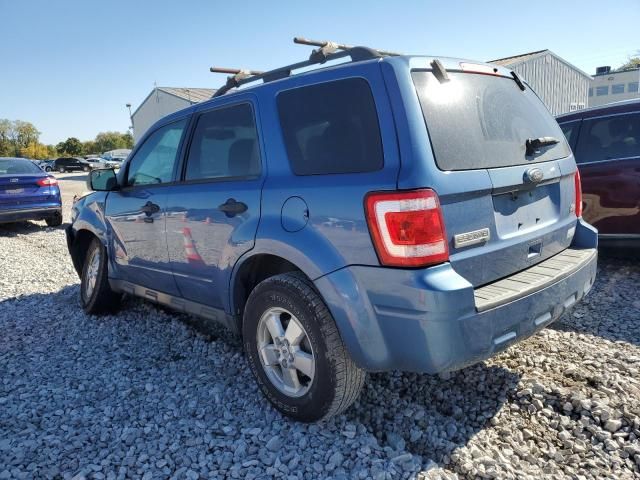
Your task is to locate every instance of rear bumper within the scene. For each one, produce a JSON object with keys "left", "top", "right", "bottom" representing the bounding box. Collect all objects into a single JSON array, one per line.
[
  {"left": 315, "top": 218, "right": 598, "bottom": 373},
  {"left": 0, "top": 205, "right": 62, "bottom": 224}
]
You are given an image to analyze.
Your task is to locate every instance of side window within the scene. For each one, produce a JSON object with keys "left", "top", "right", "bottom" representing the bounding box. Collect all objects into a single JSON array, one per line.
[
  {"left": 185, "top": 103, "right": 260, "bottom": 181},
  {"left": 277, "top": 78, "right": 384, "bottom": 175},
  {"left": 559, "top": 120, "right": 581, "bottom": 151},
  {"left": 127, "top": 119, "right": 186, "bottom": 186},
  {"left": 575, "top": 113, "right": 640, "bottom": 163}
]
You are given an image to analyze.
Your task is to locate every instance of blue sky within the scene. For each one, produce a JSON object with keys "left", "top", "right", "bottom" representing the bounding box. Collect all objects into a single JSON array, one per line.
[{"left": 1, "top": 0, "right": 639, "bottom": 145}]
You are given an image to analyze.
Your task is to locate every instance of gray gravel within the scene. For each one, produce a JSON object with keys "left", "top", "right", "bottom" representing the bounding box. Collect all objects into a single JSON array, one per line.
[{"left": 0, "top": 186, "right": 639, "bottom": 479}]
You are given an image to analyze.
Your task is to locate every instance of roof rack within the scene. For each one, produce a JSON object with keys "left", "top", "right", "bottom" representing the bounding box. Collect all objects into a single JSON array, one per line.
[{"left": 210, "top": 36, "right": 401, "bottom": 98}]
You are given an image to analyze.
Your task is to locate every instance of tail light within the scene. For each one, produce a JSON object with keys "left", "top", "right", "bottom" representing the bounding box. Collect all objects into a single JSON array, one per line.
[
  {"left": 36, "top": 177, "right": 58, "bottom": 187},
  {"left": 574, "top": 170, "right": 582, "bottom": 217},
  {"left": 365, "top": 189, "right": 449, "bottom": 267}
]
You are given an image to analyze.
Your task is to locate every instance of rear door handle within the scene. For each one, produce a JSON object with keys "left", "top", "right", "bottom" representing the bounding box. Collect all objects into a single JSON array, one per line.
[
  {"left": 218, "top": 198, "right": 247, "bottom": 217},
  {"left": 141, "top": 201, "right": 160, "bottom": 215}
]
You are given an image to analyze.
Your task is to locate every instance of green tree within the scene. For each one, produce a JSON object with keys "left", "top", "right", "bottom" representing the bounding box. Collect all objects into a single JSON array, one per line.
[
  {"left": 20, "top": 142, "right": 50, "bottom": 159},
  {"left": 0, "top": 120, "right": 41, "bottom": 156},
  {"left": 57, "top": 137, "right": 83, "bottom": 156},
  {"left": 46, "top": 145, "right": 58, "bottom": 159},
  {"left": 82, "top": 140, "right": 97, "bottom": 156},
  {"left": 94, "top": 131, "right": 133, "bottom": 153},
  {"left": 0, "top": 119, "right": 11, "bottom": 156},
  {"left": 615, "top": 51, "right": 640, "bottom": 72}
]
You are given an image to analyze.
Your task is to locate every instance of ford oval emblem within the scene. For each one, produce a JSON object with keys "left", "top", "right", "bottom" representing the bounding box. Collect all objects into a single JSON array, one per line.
[{"left": 524, "top": 168, "right": 544, "bottom": 183}]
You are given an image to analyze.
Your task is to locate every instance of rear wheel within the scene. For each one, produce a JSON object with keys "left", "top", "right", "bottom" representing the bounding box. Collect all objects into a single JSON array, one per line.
[
  {"left": 243, "top": 272, "right": 365, "bottom": 422},
  {"left": 45, "top": 166, "right": 52, "bottom": 172},
  {"left": 80, "top": 238, "right": 121, "bottom": 314},
  {"left": 45, "top": 212, "right": 62, "bottom": 227},
  {"left": 58, "top": 167, "right": 65, "bottom": 173},
  {"left": 83, "top": 166, "right": 90, "bottom": 172}
]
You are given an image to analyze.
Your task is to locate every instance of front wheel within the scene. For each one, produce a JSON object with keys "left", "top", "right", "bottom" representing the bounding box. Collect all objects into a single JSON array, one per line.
[
  {"left": 80, "top": 238, "right": 121, "bottom": 314},
  {"left": 58, "top": 167, "right": 65, "bottom": 173},
  {"left": 243, "top": 273, "right": 365, "bottom": 422},
  {"left": 45, "top": 167, "right": 52, "bottom": 172}
]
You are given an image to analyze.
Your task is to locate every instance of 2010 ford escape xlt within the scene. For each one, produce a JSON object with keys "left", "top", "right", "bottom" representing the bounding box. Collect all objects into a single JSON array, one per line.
[{"left": 66, "top": 38, "right": 598, "bottom": 422}]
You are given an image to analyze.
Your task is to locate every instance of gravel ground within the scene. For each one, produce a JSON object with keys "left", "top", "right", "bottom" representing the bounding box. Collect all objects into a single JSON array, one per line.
[{"left": 0, "top": 180, "right": 639, "bottom": 479}]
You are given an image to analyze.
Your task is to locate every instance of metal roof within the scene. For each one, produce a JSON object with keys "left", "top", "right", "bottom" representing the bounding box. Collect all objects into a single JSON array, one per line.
[
  {"left": 488, "top": 49, "right": 592, "bottom": 81},
  {"left": 131, "top": 87, "right": 216, "bottom": 119},
  {"left": 488, "top": 49, "right": 549, "bottom": 66},
  {"left": 157, "top": 87, "right": 216, "bottom": 103}
]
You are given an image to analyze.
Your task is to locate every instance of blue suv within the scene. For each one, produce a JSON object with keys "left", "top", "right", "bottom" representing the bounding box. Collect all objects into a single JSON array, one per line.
[{"left": 66, "top": 40, "right": 598, "bottom": 421}]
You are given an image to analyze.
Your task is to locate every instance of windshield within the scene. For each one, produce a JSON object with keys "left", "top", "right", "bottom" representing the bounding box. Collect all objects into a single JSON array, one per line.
[
  {"left": 412, "top": 71, "right": 570, "bottom": 171},
  {"left": 0, "top": 159, "right": 42, "bottom": 175}
]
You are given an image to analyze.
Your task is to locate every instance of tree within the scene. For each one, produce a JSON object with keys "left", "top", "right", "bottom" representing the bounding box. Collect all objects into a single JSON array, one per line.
[
  {"left": 615, "top": 52, "right": 640, "bottom": 72},
  {"left": 94, "top": 131, "right": 133, "bottom": 153},
  {"left": 57, "top": 137, "right": 83, "bottom": 156},
  {"left": 82, "top": 140, "right": 97, "bottom": 155},
  {"left": 20, "top": 142, "right": 50, "bottom": 159},
  {"left": 0, "top": 119, "right": 11, "bottom": 157},
  {"left": 0, "top": 119, "right": 41, "bottom": 156}
]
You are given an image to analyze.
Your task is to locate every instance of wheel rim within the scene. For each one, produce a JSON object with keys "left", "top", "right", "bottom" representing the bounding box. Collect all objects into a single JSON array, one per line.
[
  {"left": 256, "top": 307, "right": 315, "bottom": 398},
  {"left": 83, "top": 247, "right": 101, "bottom": 301}
]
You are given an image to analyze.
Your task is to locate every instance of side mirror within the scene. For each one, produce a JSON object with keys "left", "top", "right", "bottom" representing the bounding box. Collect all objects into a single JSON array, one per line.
[{"left": 88, "top": 168, "right": 118, "bottom": 191}]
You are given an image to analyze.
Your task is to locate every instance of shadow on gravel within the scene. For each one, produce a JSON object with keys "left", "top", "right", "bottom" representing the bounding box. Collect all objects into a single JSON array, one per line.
[
  {"left": 348, "top": 364, "right": 521, "bottom": 466},
  {"left": 0, "top": 220, "right": 66, "bottom": 237},
  {"left": 1, "top": 285, "right": 521, "bottom": 477},
  {"left": 550, "top": 253, "right": 640, "bottom": 347}
]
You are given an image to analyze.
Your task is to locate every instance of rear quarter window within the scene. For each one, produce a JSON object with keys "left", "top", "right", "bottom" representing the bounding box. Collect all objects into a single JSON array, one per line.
[{"left": 277, "top": 78, "right": 384, "bottom": 175}]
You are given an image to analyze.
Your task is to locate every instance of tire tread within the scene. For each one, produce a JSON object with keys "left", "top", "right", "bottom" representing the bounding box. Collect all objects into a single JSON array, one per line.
[{"left": 252, "top": 272, "right": 365, "bottom": 420}]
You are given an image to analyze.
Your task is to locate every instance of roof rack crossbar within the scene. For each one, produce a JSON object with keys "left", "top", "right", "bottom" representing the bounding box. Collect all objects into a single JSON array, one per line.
[
  {"left": 210, "top": 37, "right": 402, "bottom": 98},
  {"left": 209, "top": 67, "right": 265, "bottom": 97},
  {"left": 293, "top": 36, "right": 401, "bottom": 59}
]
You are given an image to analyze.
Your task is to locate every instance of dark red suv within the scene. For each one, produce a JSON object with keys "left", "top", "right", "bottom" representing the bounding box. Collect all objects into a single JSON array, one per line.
[{"left": 557, "top": 99, "right": 640, "bottom": 247}]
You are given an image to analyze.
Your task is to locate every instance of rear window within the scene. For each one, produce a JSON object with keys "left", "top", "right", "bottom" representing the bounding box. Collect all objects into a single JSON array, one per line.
[
  {"left": 412, "top": 71, "right": 570, "bottom": 171},
  {"left": 277, "top": 78, "right": 383, "bottom": 175},
  {"left": 0, "top": 159, "right": 42, "bottom": 174}
]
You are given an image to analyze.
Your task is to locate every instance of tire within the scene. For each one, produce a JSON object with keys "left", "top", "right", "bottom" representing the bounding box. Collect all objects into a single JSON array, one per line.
[
  {"left": 243, "top": 272, "right": 365, "bottom": 422},
  {"left": 45, "top": 211, "right": 62, "bottom": 227},
  {"left": 58, "top": 167, "right": 65, "bottom": 173},
  {"left": 80, "top": 238, "right": 121, "bottom": 314},
  {"left": 83, "top": 166, "right": 90, "bottom": 172},
  {"left": 45, "top": 167, "right": 52, "bottom": 172}
]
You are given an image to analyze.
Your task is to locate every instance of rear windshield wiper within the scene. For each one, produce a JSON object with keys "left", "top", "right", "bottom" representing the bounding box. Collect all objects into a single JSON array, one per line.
[
  {"left": 511, "top": 71, "right": 526, "bottom": 91},
  {"left": 525, "top": 137, "right": 559, "bottom": 156}
]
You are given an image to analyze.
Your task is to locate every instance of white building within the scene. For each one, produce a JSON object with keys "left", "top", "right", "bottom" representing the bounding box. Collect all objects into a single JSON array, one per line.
[
  {"left": 588, "top": 66, "right": 640, "bottom": 108},
  {"left": 489, "top": 49, "right": 592, "bottom": 115},
  {"left": 131, "top": 87, "right": 215, "bottom": 143}
]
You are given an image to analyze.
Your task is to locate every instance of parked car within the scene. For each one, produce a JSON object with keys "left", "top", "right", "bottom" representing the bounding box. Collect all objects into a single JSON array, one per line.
[
  {"left": 54, "top": 157, "right": 90, "bottom": 173},
  {"left": 103, "top": 156, "right": 127, "bottom": 169},
  {"left": 38, "top": 160, "right": 55, "bottom": 172},
  {"left": 83, "top": 157, "right": 109, "bottom": 169},
  {"left": 557, "top": 99, "right": 640, "bottom": 247},
  {"left": 66, "top": 44, "right": 597, "bottom": 422},
  {"left": 0, "top": 157, "right": 62, "bottom": 226}
]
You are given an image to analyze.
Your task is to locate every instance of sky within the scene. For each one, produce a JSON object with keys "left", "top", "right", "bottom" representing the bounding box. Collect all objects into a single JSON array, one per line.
[{"left": 1, "top": 0, "right": 639, "bottom": 145}]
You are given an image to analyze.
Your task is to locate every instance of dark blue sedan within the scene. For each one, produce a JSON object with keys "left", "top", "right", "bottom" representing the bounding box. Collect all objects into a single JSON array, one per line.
[{"left": 0, "top": 157, "right": 62, "bottom": 226}]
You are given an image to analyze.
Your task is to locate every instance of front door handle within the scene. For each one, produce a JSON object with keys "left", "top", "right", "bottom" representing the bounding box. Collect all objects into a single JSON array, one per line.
[
  {"left": 218, "top": 198, "right": 248, "bottom": 217},
  {"left": 141, "top": 201, "right": 160, "bottom": 215}
]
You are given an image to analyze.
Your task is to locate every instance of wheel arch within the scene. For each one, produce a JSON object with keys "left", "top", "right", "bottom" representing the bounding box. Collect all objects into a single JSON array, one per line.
[{"left": 229, "top": 252, "right": 316, "bottom": 332}]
